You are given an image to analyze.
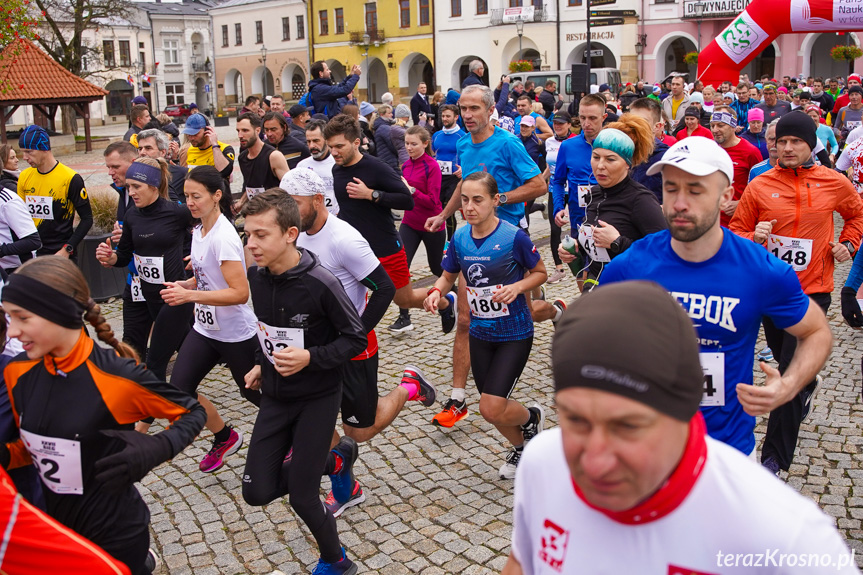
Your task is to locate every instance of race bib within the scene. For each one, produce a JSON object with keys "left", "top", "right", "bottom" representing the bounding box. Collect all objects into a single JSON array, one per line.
[
  {"left": 848, "top": 121, "right": 862, "bottom": 130},
  {"left": 465, "top": 285, "right": 510, "bottom": 319},
  {"left": 195, "top": 304, "right": 220, "bottom": 331},
  {"left": 437, "top": 160, "right": 453, "bottom": 175},
  {"left": 130, "top": 275, "right": 145, "bottom": 302},
  {"left": 246, "top": 187, "right": 265, "bottom": 199},
  {"left": 25, "top": 196, "right": 54, "bottom": 220},
  {"left": 133, "top": 254, "right": 165, "bottom": 284},
  {"left": 577, "top": 185, "right": 591, "bottom": 208},
  {"left": 699, "top": 352, "right": 725, "bottom": 407},
  {"left": 256, "top": 321, "right": 304, "bottom": 365},
  {"left": 767, "top": 234, "right": 813, "bottom": 272},
  {"left": 19, "top": 428, "right": 84, "bottom": 495},
  {"left": 577, "top": 225, "right": 611, "bottom": 263}
]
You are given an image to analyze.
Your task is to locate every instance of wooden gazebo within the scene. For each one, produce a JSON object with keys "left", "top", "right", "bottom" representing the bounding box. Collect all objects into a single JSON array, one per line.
[{"left": 0, "top": 39, "right": 107, "bottom": 152}]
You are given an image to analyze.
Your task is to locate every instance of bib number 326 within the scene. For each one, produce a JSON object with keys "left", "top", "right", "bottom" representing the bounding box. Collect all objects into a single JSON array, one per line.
[
  {"left": 25, "top": 196, "right": 54, "bottom": 220},
  {"left": 19, "top": 428, "right": 84, "bottom": 495},
  {"left": 767, "top": 234, "right": 812, "bottom": 272},
  {"left": 256, "top": 321, "right": 304, "bottom": 365}
]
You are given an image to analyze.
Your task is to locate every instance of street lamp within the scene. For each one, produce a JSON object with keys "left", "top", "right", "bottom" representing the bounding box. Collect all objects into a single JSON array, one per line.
[
  {"left": 361, "top": 32, "right": 371, "bottom": 102},
  {"left": 260, "top": 44, "right": 268, "bottom": 100},
  {"left": 516, "top": 19, "right": 524, "bottom": 63},
  {"left": 694, "top": 1, "right": 706, "bottom": 51}
]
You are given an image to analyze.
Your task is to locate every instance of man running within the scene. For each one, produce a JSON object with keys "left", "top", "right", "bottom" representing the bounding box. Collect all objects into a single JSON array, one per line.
[
  {"left": 136, "top": 129, "right": 186, "bottom": 202},
  {"left": 237, "top": 112, "right": 289, "bottom": 206},
  {"left": 593, "top": 137, "right": 832, "bottom": 461},
  {"left": 430, "top": 104, "right": 464, "bottom": 240},
  {"left": 124, "top": 104, "right": 151, "bottom": 144},
  {"left": 296, "top": 119, "right": 339, "bottom": 214},
  {"left": 262, "top": 112, "right": 311, "bottom": 169},
  {"left": 16, "top": 125, "right": 92, "bottom": 259},
  {"left": 183, "top": 114, "right": 235, "bottom": 187},
  {"left": 730, "top": 111, "right": 863, "bottom": 475},
  {"left": 709, "top": 106, "right": 762, "bottom": 226}
]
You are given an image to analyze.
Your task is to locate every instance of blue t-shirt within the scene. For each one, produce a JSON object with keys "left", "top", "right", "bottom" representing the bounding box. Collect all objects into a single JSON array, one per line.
[
  {"left": 748, "top": 159, "right": 773, "bottom": 182},
  {"left": 431, "top": 128, "right": 465, "bottom": 167},
  {"left": 442, "top": 219, "right": 540, "bottom": 342},
  {"left": 550, "top": 132, "right": 596, "bottom": 227},
  {"left": 457, "top": 127, "right": 541, "bottom": 227},
  {"left": 600, "top": 228, "right": 810, "bottom": 455},
  {"left": 514, "top": 111, "right": 544, "bottom": 136}
]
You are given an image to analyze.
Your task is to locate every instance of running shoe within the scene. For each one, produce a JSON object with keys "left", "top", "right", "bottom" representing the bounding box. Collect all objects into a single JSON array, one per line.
[
  {"left": 537, "top": 284, "right": 547, "bottom": 301},
  {"left": 499, "top": 446, "right": 523, "bottom": 480},
  {"left": 547, "top": 268, "right": 566, "bottom": 285},
  {"left": 401, "top": 365, "right": 437, "bottom": 406},
  {"left": 762, "top": 457, "right": 781, "bottom": 477},
  {"left": 801, "top": 375, "right": 823, "bottom": 424},
  {"left": 521, "top": 402, "right": 545, "bottom": 444},
  {"left": 552, "top": 299, "right": 567, "bottom": 327},
  {"left": 328, "top": 437, "right": 359, "bottom": 504},
  {"left": 311, "top": 547, "right": 358, "bottom": 575},
  {"left": 387, "top": 313, "right": 413, "bottom": 333},
  {"left": 757, "top": 346, "right": 774, "bottom": 362},
  {"left": 440, "top": 292, "right": 457, "bottom": 334},
  {"left": 199, "top": 428, "right": 243, "bottom": 473},
  {"left": 431, "top": 398, "right": 468, "bottom": 427},
  {"left": 145, "top": 548, "right": 161, "bottom": 573},
  {"left": 325, "top": 479, "right": 366, "bottom": 518}
]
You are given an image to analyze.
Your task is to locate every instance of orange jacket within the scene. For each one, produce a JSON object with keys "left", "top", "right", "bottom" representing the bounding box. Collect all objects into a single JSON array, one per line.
[{"left": 729, "top": 163, "right": 863, "bottom": 294}]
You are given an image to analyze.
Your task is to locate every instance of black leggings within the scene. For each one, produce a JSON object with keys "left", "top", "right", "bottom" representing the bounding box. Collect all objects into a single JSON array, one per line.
[
  {"left": 399, "top": 222, "right": 446, "bottom": 278},
  {"left": 123, "top": 290, "right": 193, "bottom": 382},
  {"left": 242, "top": 391, "right": 343, "bottom": 563},
  {"left": 440, "top": 174, "right": 460, "bottom": 241},
  {"left": 469, "top": 335, "right": 533, "bottom": 398},
  {"left": 548, "top": 191, "right": 562, "bottom": 266},
  {"left": 170, "top": 330, "right": 261, "bottom": 407}
]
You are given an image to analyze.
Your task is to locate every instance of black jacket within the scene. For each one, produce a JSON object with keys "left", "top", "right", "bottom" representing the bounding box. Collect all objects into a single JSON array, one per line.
[
  {"left": 632, "top": 138, "right": 670, "bottom": 203},
  {"left": 373, "top": 116, "right": 401, "bottom": 172},
  {"left": 538, "top": 90, "right": 556, "bottom": 118},
  {"left": 410, "top": 92, "right": 432, "bottom": 125},
  {"left": 0, "top": 170, "right": 18, "bottom": 194},
  {"left": 289, "top": 122, "right": 308, "bottom": 145},
  {"left": 248, "top": 248, "right": 366, "bottom": 403},
  {"left": 308, "top": 75, "right": 361, "bottom": 118}
]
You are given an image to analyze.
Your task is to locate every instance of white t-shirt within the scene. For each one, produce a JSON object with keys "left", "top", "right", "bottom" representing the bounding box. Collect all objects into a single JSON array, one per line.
[
  {"left": 296, "top": 154, "right": 339, "bottom": 214},
  {"left": 512, "top": 428, "right": 858, "bottom": 575},
  {"left": 296, "top": 213, "right": 378, "bottom": 315},
  {"left": 0, "top": 186, "right": 38, "bottom": 269},
  {"left": 190, "top": 215, "right": 256, "bottom": 342}
]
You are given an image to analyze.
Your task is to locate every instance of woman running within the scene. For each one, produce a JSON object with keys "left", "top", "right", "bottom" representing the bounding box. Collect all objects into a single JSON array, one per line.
[
  {"left": 159, "top": 165, "right": 261, "bottom": 472},
  {"left": 424, "top": 172, "right": 546, "bottom": 480},
  {"left": 389, "top": 126, "right": 445, "bottom": 332},
  {"left": 0, "top": 256, "right": 205, "bottom": 575},
  {"left": 95, "top": 157, "right": 194, "bottom": 386}
]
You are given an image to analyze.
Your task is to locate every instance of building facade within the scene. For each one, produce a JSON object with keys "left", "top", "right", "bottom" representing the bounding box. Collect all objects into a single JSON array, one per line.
[
  {"left": 309, "top": 0, "right": 435, "bottom": 103},
  {"left": 210, "top": 0, "right": 309, "bottom": 111}
]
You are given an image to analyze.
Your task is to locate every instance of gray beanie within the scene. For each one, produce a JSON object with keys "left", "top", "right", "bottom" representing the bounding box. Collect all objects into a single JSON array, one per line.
[{"left": 395, "top": 104, "right": 411, "bottom": 119}]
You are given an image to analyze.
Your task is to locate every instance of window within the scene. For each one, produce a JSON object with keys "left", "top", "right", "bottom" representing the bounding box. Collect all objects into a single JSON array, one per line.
[
  {"left": 335, "top": 8, "right": 344, "bottom": 34},
  {"left": 399, "top": 0, "right": 410, "bottom": 27},
  {"left": 139, "top": 51, "right": 146, "bottom": 67},
  {"left": 222, "top": 24, "right": 229, "bottom": 46},
  {"left": 163, "top": 39, "right": 179, "bottom": 64},
  {"left": 103, "top": 40, "right": 115, "bottom": 67},
  {"left": 509, "top": 0, "right": 522, "bottom": 6},
  {"left": 165, "top": 83, "right": 185, "bottom": 106},
  {"left": 451, "top": 0, "right": 462, "bottom": 16},
  {"left": 365, "top": 3, "right": 377, "bottom": 30},
  {"left": 419, "top": 0, "right": 430, "bottom": 25},
  {"left": 282, "top": 17, "right": 290, "bottom": 40},
  {"left": 256, "top": 21, "right": 263, "bottom": 44},
  {"left": 567, "top": 0, "right": 582, "bottom": 5},
  {"left": 477, "top": 0, "right": 488, "bottom": 14},
  {"left": 119, "top": 40, "right": 131, "bottom": 67},
  {"left": 296, "top": 15, "right": 305, "bottom": 39},
  {"left": 319, "top": 10, "right": 328, "bottom": 35},
  {"left": 235, "top": 23, "right": 242, "bottom": 45}
]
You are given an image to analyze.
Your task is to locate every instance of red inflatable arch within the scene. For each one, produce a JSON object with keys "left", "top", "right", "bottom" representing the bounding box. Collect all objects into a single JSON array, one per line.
[{"left": 698, "top": 0, "right": 863, "bottom": 86}]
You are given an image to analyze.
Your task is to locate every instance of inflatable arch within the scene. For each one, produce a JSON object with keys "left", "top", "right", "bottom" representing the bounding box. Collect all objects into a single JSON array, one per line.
[{"left": 698, "top": 0, "right": 863, "bottom": 86}]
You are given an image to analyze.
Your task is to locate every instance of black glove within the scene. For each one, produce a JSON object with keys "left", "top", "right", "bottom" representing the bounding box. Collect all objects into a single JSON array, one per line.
[
  {"left": 841, "top": 286, "right": 863, "bottom": 328},
  {"left": 94, "top": 430, "right": 173, "bottom": 492},
  {"left": 0, "top": 442, "right": 9, "bottom": 470}
]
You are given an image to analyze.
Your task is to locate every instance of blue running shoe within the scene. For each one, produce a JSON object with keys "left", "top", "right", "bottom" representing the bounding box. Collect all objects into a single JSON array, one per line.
[
  {"left": 328, "top": 437, "right": 359, "bottom": 504},
  {"left": 311, "top": 547, "right": 358, "bottom": 575}
]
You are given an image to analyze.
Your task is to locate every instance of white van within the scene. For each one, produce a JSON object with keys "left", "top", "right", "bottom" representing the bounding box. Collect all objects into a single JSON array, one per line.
[{"left": 509, "top": 68, "right": 622, "bottom": 102}]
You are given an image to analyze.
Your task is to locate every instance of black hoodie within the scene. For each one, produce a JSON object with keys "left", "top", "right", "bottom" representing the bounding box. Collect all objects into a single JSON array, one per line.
[{"left": 248, "top": 248, "right": 366, "bottom": 403}]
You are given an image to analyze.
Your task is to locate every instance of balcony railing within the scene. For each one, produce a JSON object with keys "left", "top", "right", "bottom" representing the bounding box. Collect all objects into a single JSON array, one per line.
[
  {"left": 349, "top": 29, "right": 386, "bottom": 45},
  {"left": 489, "top": 7, "right": 548, "bottom": 26},
  {"left": 192, "top": 61, "right": 212, "bottom": 72}
]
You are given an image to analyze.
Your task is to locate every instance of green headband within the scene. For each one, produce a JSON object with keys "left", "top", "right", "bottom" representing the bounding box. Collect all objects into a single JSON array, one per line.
[{"left": 592, "top": 128, "right": 635, "bottom": 166}]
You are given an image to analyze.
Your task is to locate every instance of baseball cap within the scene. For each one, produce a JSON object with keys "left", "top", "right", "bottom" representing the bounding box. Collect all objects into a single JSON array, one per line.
[
  {"left": 280, "top": 168, "right": 325, "bottom": 197},
  {"left": 520, "top": 115, "right": 536, "bottom": 127},
  {"left": 288, "top": 104, "right": 309, "bottom": 118},
  {"left": 189, "top": 102, "right": 198, "bottom": 109},
  {"left": 552, "top": 110, "right": 572, "bottom": 124},
  {"left": 131, "top": 95, "right": 148, "bottom": 106},
  {"left": 599, "top": 83, "right": 610, "bottom": 93},
  {"left": 182, "top": 113, "right": 208, "bottom": 135},
  {"left": 646, "top": 137, "right": 734, "bottom": 185}
]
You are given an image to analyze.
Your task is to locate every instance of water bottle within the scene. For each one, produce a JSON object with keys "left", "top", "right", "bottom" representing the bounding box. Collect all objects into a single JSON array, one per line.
[{"left": 561, "top": 234, "right": 583, "bottom": 277}]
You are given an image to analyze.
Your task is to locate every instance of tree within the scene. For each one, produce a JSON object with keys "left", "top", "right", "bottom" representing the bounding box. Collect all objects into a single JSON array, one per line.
[{"left": 0, "top": 0, "right": 41, "bottom": 93}]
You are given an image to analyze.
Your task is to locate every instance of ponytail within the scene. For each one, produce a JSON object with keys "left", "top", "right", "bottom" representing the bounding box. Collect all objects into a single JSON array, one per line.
[{"left": 84, "top": 298, "right": 140, "bottom": 362}]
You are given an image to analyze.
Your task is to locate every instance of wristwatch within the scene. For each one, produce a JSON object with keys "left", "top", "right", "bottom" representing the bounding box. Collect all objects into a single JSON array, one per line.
[
  {"left": 609, "top": 237, "right": 624, "bottom": 255},
  {"left": 499, "top": 193, "right": 508, "bottom": 204},
  {"left": 63, "top": 244, "right": 74, "bottom": 254},
  {"left": 371, "top": 190, "right": 381, "bottom": 203},
  {"left": 842, "top": 240, "right": 856, "bottom": 256}
]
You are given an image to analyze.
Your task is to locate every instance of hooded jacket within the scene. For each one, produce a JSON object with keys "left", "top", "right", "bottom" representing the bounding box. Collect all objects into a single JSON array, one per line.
[
  {"left": 308, "top": 74, "right": 360, "bottom": 118},
  {"left": 248, "top": 248, "right": 366, "bottom": 403},
  {"left": 632, "top": 138, "right": 670, "bottom": 204},
  {"left": 741, "top": 128, "right": 769, "bottom": 160},
  {"left": 373, "top": 116, "right": 401, "bottom": 172}
]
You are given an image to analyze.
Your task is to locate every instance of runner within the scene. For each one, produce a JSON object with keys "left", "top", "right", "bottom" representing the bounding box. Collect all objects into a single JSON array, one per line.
[
  {"left": 158, "top": 165, "right": 261, "bottom": 473},
  {"left": 729, "top": 112, "right": 863, "bottom": 474},
  {"left": 543, "top": 110, "right": 574, "bottom": 284},
  {"left": 16, "top": 125, "right": 92, "bottom": 259},
  {"left": 136, "top": 128, "right": 186, "bottom": 202},
  {"left": 503, "top": 281, "right": 856, "bottom": 575},
  {"left": 237, "top": 112, "right": 289, "bottom": 208},
  {"left": 0, "top": 162, "right": 40, "bottom": 273},
  {"left": 94, "top": 158, "right": 195, "bottom": 386},
  {"left": 390, "top": 126, "right": 446, "bottom": 333},
  {"left": 262, "top": 111, "right": 311, "bottom": 170},
  {"left": 709, "top": 106, "right": 762, "bottom": 227},
  {"left": 593, "top": 137, "right": 831, "bottom": 460},
  {"left": 182, "top": 114, "right": 235, "bottom": 187},
  {"left": 296, "top": 118, "right": 339, "bottom": 214},
  {"left": 424, "top": 172, "right": 546, "bottom": 479},
  {"left": 1, "top": 256, "right": 205, "bottom": 575},
  {"left": 240, "top": 189, "right": 366, "bottom": 575},
  {"left": 675, "top": 106, "right": 714, "bottom": 141},
  {"left": 755, "top": 83, "right": 792, "bottom": 122},
  {"left": 629, "top": 98, "right": 671, "bottom": 202},
  {"left": 748, "top": 119, "right": 780, "bottom": 181},
  {"left": 431, "top": 104, "right": 464, "bottom": 241}
]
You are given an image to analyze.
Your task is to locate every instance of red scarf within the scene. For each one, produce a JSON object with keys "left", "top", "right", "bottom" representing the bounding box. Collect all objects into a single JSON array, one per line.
[{"left": 572, "top": 412, "right": 708, "bottom": 525}]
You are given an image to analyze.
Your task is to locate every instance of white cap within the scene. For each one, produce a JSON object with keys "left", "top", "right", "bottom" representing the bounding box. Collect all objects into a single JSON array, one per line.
[
  {"left": 491, "top": 109, "right": 500, "bottom": 121},
  {"left": 280, "top": 168, "right": 325, "bottom": 196},
  {"left": 646, "top": 138, "right": 734, "bottom": 185}
]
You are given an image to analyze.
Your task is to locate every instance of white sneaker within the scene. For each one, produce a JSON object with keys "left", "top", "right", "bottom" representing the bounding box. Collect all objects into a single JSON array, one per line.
[{"left": 499, "top": 446, "right": 523, "bottom": 480}]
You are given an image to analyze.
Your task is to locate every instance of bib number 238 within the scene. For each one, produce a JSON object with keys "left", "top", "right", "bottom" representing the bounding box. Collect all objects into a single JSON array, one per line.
[{"left": 195, "top": 304, "right": 220, "bottom": 331}]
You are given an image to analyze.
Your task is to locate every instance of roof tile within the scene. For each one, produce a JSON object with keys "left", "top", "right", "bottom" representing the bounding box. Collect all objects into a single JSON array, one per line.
[{"left": 0, "top": 39, "right": 107, "bottom": 103}]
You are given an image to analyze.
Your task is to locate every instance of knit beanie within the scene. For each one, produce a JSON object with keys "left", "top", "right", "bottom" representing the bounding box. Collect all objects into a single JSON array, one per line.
[{"left": 775, "top": 111, "right": 817, "bottom": 150}]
